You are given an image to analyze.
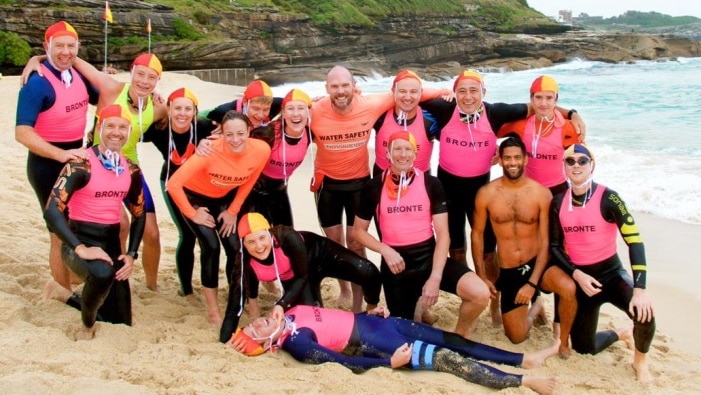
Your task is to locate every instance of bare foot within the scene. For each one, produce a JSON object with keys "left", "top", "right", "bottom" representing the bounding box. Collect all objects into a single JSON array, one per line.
[
  {"left": 75, "top": 325, "right": 96, "bottom": 341},
  {"left": 43, "top": 280, "right": 73, "bottom": 302},
  {"left": 552, "top": 322, "right": 560, "bottom": 340},
  {"left": 558, "top": 342, "right": 572, "bottom": 359},
  {"left": 336, "top": 280, "right": 352, "bottom": 307},
  {"left": 522, "top": 340, "right": 560, "bottom": 369},
  {"left": 616, "top": 326, "right": 635, "bottom": 351},
  {"left": 422, "top": 309, "right": 439, "bottom": 325},
  {"left": 528, "top": 296, "right": 548, "bottom": 327},
  {"left": 208, "top": 309, "right": 223, "bottom": 326},
  {"left": 633, "top": 351, "right": 653, "bottom": 383},
  {"left": 147, "top": 284, "right": 160, "bottom": 292},
  {"left": 522, "top": 376, "right": 559, "bottom": 395}
]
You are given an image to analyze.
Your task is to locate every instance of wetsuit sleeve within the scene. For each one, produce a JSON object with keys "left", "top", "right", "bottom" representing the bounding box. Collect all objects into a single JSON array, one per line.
[
  {"left": 373, "top": 112, "right": 387, "bottom": 132},
  {"left": 422, "top": 108, "right": 441, "bottom": 141},
  {"left": 548, "top": 192, "right": 578, "bottom": 276},
  {"left": 269, "top": 97, "right": 283, "bottom": 119},
  {"left": 196, "top": 118, "right": 217, "bottom": 141},
  {"left": 356, "top": 178, "right": 383, "bottom": 221},
  {"left": 16, "top": 72, "right": 54, "bottom": 127},
  {"left": 425, "top": 175, "right": 448, "bottom": 215},
  {"left": 276, "top": 229, "right": 310, "bottom": 309},
  {"left": 125, "top": 162, "right": 146, "bottom": 257},
  {"left": 485, "top": 102, "right": 529, "bottom": 133},
  {"left": 283, "top": 328, "right": 392, "bottom": 373},
  {"left": 43, "top": 160, "right": 91, "bottom": 249},
  {"left": 601, "top": 188, "right": 647, "bottom": 288},
  {"left": 206, "top": 101, "right": 236, "bottom": 123},
  {"left": 418, "top": 99, "right": 455, "bottom": 133}
]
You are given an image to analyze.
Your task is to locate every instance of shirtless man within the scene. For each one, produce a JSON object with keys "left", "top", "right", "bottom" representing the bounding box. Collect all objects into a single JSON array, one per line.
[{"left": 472, "top": 137, "right": 575, "bottom": 356}]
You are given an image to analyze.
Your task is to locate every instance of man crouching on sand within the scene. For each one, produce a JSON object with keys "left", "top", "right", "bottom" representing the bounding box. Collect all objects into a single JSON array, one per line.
[{"left": 43, "top": 104, "right": 145, "bottom": 340}]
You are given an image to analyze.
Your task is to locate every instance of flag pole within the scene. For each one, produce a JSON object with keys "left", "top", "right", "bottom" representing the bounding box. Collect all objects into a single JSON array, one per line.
[
  {"left": 104, "top": 17, "right": 108, "bottom": 72},
  {"left": 148, "top": 18, "right": 152, "bottom": 53}
]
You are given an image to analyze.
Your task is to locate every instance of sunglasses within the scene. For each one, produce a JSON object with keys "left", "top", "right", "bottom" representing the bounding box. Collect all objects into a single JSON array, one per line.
[{"left": 565, "top": 157, "right": 591, "bottom": 166}]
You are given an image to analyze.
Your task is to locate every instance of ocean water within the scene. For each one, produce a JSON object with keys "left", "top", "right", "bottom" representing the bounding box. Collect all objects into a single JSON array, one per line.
[{"left": 271, "top": 58, "right": 701, "bottom": 224}]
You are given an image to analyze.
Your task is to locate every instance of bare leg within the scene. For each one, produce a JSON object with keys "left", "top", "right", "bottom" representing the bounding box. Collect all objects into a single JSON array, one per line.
[
  {"left": 633, "top": 350, "right": 653, "bottom": 382},
  {"left": 521, "top": 376, "right": 559, "bottom": 395},
  {"left": 75, "top": 325, "right": 96, "bottom": 341},
  {"left": 521, "top": 340, "right": 560, "bottom": 369},
  {"left": 202, "top": 286, "right": 222, "bottom": 326},
  {"left": 346, "top": 225, "right": 365, "bottom": 313},
  {"left": 322, "top": 225, "right": 352, "bottom": 307},
  {"left": 247, "top": 297, "right": 261, "bottom": 319},
  {"left": 454, "top": 273, "right": 490, "bottom": 338},
  {"left": 141, "top": 213, "right": 161, "bottom": 291},
  {"left": 541, "top": 266, "right": 576, "bottom": 358},
  {"left": 43, "top": 279, "right": 73, "bottom": 302},
  {"left": 49, "top": 233, "right": 71, "bottom": 290},
  {"left": 484, "top": 252, "right": 502, "bottom": 327}
]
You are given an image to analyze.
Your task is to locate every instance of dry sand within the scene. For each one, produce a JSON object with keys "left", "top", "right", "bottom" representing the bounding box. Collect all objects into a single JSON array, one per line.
[{"left": 1, "top": 72, "right": 700, "bottom": 394}]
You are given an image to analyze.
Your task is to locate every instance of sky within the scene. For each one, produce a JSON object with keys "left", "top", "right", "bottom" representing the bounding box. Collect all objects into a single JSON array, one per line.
[{"left": 527, "top": 0, "right": 701, "bottom": 19}]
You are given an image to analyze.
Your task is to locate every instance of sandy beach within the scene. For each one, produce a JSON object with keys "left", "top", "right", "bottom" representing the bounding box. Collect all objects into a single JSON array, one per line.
[{"left": 1, "top": 72, "right": 700, "bottom": 394}]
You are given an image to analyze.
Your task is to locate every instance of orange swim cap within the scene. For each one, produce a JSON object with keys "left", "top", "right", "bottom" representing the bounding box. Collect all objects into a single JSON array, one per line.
[
  {"left": 44, "top": 21, "right": 79, "bottom": 43},
  {"left": 231, "top": 328, "right": 266, "bottom": 356},
  {"left": 530, "top": 75, "right": 559, "bottom": 95},
  {"left": 167, "top": 87, "right": 199, "bottom": 107},
  {"left": 243, "top": 80, "right": 273, "bottom": 102},
  {"left": 237, "top": 212, "right": 271, "bottom": 239},
  {"left": 453, "top": 70, "right": 484, "bottom": 92},
  {"left": 387, "top": 131, "right": 417, "bottom": 153},
  {"left": 281, "top": 88, "right": 312, "bottom": 108},
  {"left": 131, "top": 53, "right": 163, "bottom": 77},
  {"left": 392, "top": 69, "right": 422, "bottom": 91},
  {"left": 98, "top": 104, "right": 131, "bottom": 124}
]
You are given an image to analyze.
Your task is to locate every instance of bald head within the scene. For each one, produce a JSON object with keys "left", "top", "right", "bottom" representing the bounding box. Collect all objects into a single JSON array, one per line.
[{"left": 325, "top": 66, "right": 355, "bottom": 114}]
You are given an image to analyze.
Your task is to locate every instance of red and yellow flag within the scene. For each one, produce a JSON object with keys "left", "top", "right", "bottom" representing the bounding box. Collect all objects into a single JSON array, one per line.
[
  {"left": 103, "top": 1, "right": 113, "bottom": 23},
  {"left": 146, "top": 18, "right": 152, "bottom": 33}
]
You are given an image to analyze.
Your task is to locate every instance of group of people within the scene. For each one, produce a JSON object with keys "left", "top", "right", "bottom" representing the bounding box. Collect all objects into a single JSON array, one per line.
[{"left": 16, "top": 19, "right": 656, "bottom": 394}]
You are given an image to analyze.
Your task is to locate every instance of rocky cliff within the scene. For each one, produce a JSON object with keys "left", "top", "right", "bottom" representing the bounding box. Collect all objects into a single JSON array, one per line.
[{"left": 2, "top": 0, "right": 700, "bottom": 82}]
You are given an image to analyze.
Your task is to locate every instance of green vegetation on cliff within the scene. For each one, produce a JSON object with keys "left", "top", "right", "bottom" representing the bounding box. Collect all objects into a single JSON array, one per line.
[{"left": 154, "top": 0, "right": 551, "bottom": 30}]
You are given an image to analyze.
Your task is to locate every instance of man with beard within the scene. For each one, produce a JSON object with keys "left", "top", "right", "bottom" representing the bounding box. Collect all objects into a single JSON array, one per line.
[
  {"left": 472, "top": 137, "right": 573, "bottom": 355},
  {"left": 310, "top": 66, "right": 448, "bottom": 312}
]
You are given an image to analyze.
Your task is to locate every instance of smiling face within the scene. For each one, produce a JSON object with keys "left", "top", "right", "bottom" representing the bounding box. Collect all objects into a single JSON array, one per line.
[
  {"left": 282, "top": 99, "right": 310, "bottom": 137},
  {"left": 325, "top": 67, "right": 355, "bottom": 113},
  {"left": 45, "top": 35, "right": 79, "bottom": 72},
  {"left": 130, "top": 65, "right": 160, "bottom": 97},
  {"left": 454, "top": 78, "right": 485, "bottom": 114},
  {"left": 243, "top": 229, "right": 272, "bottom": 261},
  {"left": 99, "top": 116, "right": 131, "bottom": 152},
  {"left": 388, "top": 138, "right": 416, "bottom": 174},
  {"left": 564, "top": 153, "right": 593, "bottom": 185},
  {"left": 499, "top": 146, "right": 527, "bottom": 180},
  {"left": 222, "top": 117, "right": 250, "bottom": 154},
  {"left": 169, "top": 97, "right": 196, "bottom": 133},
  {"left": 394, "top": 78, "right": 421, "bottom": 116},
  {"left": 245, "top": 98, "right": 273, "bottom": 127},
  {"left": 531, "top": 90, "right": 558, "bottom": 120}
]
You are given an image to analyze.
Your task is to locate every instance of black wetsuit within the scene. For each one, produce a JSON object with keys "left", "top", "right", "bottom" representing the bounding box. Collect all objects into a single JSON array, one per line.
[
  {"left": 44, "top": 148, "right": 145, "bottom": 328},
  {"left": 220, "top": 226, "right": 382, "bottom": 343},
  {"left": 550, "top": 183, "right": 654, "bottom": 354},
  {"left": 142, "top": 118, "right": 216, "bottom": 296}
]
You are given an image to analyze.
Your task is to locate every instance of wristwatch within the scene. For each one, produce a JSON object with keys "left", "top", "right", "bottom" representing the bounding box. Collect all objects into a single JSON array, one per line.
[
  {"left": 127, "top": 251, "right": 139, "bottom": 260},
  {"left": 567, "top": 109, "right": 578, "bottom": 120}
]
